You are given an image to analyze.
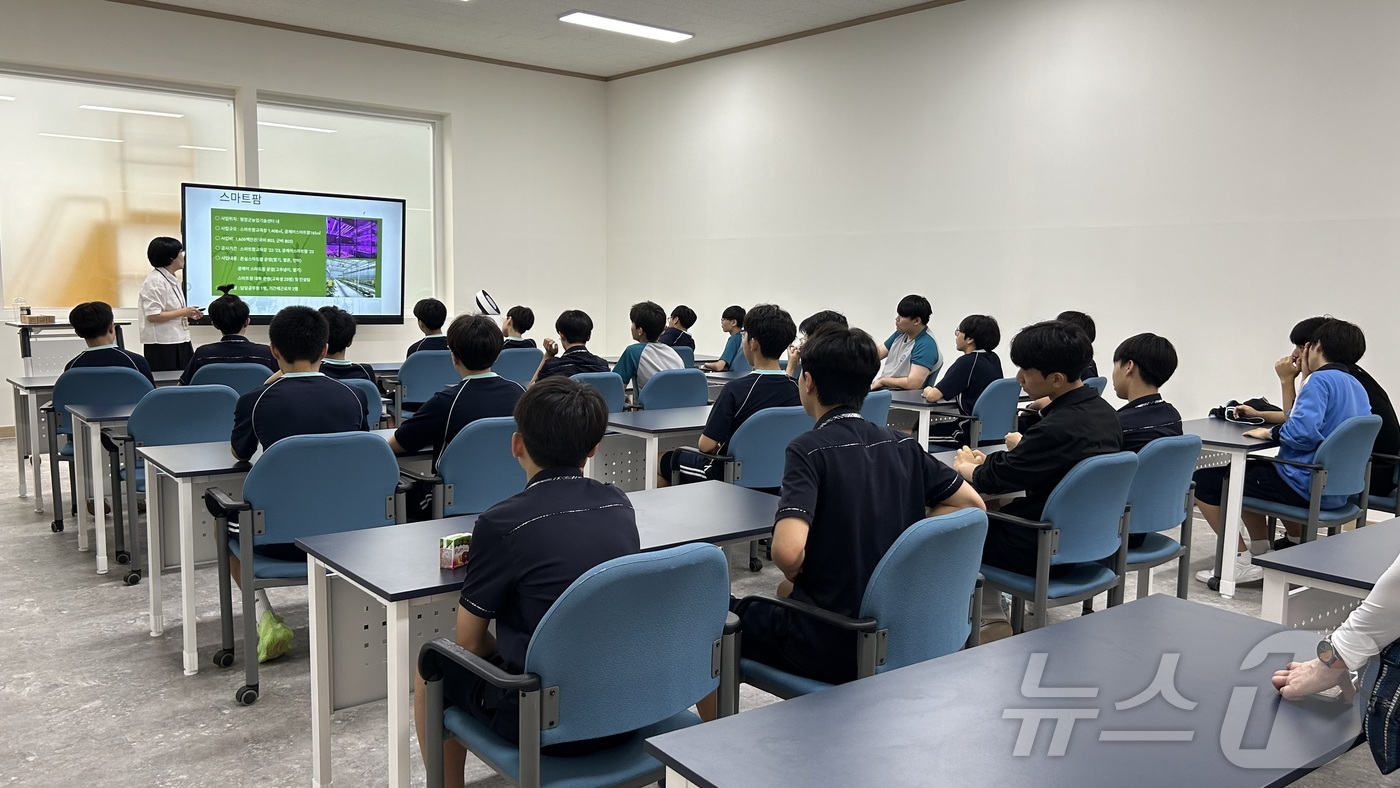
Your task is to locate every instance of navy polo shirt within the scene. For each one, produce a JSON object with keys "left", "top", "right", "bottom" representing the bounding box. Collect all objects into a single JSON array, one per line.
[
  {"left": 502, "top": 337, "right": 537, "bottom": 350},
  {"left": 1117, "top": 393, "right": 1183, "bottom": 453},
  {"left": 393, "top": 372, "right": 524, "bottom": 464},
  {"left": 65, "top": 344, "right": 155, "bottom": 385},
  {"left": 1081, "top": 360, "right": 1100, "bottom": 381},
  {"left": 230, "top": 372, "right": 369, "bottom": 460},
  {"left": 658, "top": 327, "right": 696, "bottom": 350},
  {"left": 459, "top": 467, "right": 640, "bottom": 673},
  {"left": 319, "top": 358, "right": 376, "bottom": 383},
  {"left": 932, "top": 350, "right": 1003, "bottom": 415},
  {"left": 537, "top": 345, "right": 611, "bottom": 380},
  {"left": 179, "top": 335, "right": 278, "bottom": 385},
  {"left": 406, "top": 334, "right": 449, "bottom": 357},
  {"left": 705, "top": 371, "right": 801, "bottom": 454}
]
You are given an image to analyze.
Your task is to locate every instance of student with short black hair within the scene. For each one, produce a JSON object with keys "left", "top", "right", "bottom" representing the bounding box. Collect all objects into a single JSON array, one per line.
[
  {"left": 659, "top": 304, "right": 800, "bottom": 486},
  {"left": 229, "top": 304, "right": 370, "bottom": 662},
  {"left": 613, "top": 301, "right": 684, "bottom": 398},
  {"left": 701, "top": 305, "right": 747, "bottom": 372},
  {"left": 65, "top": 301, "right": 156, "bottom": 385},
  {"left": 1056, "top": 310, "right": 1099, "bottom": 379},
  {"left": 872, "top": 294, "right": 940, "bottom": 391},
  {"left": 414, "top": 376, "right": 641, "bottom": 782},
  {"left": 407, "top": 298, "right": 449, "bottom": 356},
  {"left": 179, "top": 290, "right": 278, "bottom": 385},
  {"left": 531, "top": 309, "right": 610, "bottom": 383},
  {"left": 1111, "top": 333, "right": 1183, "bottom": 453},
  {"left": 138, "top": 236, "right": 202, "bottom": 371},
  {"left": 502, "top": 305, "right": 536, "bottom": 350},
  {"left": 921, "top": 314, "right": 1004, "bottom": 430},
  {"left": 786, "top": 310, "right": 848, "bottom": 381},
  {"left": 316, "top": 306, "right": 375, "bottom": 382},
  {"left": 658, "top": 304, "right": 698, "bottom": 350}
]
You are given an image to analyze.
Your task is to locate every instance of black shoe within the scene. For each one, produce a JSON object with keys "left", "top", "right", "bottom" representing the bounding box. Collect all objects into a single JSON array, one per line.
[{"left": 1271, "top": 536, "right": 1298, "bottom": 551}]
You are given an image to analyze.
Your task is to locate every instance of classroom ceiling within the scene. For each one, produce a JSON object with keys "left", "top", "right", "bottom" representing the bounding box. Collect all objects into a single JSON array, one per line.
[{"left": 116, "top": 0, "right": 956, "bottom": 79}]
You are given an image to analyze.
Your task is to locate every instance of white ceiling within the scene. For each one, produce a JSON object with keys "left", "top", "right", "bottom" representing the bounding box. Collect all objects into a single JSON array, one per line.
[{"left": 125, "top": 0, "right": 950, "bottom": 79}]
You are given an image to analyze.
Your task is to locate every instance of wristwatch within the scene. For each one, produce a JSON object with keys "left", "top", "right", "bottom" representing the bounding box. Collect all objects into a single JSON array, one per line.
[{"left": 1317, "top": 638, "right": 1342, "bottom": 668}]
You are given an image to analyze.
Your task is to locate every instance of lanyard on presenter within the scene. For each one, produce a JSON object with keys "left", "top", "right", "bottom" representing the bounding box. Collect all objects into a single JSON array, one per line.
[{"left": 161, "top": 270, "right": 188, "bottom": 328}]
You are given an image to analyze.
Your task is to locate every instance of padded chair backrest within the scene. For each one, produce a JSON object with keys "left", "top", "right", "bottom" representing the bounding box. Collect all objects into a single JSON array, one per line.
[
  {"left": 726, "top": 406, "right": 814, "bottom": 489},
  {"left": 435, "top": 416, "right": 526, "bottom": 516},
  {"left": 1084, "top": 376, "right": 1108, "bottom": 396},
  {"left": 971, "top": 378, "right": 1021, "bottom": 443},
  {"left": 127, "top": 385, "right": 239, "bottom": 446},
  {"left": 189, "top": 363, "right": 272, "bottom": 396},
  {"left": 729, "top": 340, "right": 752, "bottom": 374},
  {"left": 52, "top": 367, "right": 155, "bottom": 434},
  {"left": 674, "top": 346, "right": 696, "bottom": 368},
  {"left": 526, "top": 544, "right": 729, "bottom": 746},
  {"left": 1315, "top": 415, "right": 1384, "bottom": 498},
  {"left": 399, "top": 350, "right": 458, "bottom": 405},
  {"left": 492, "top": 348, "right": 544, "bottom": 387},
  {"left": 1041, "top": 451, "right": 1138, "bottom": 565},
  {"left": 860, "top": 389, "right": 892, "bottom": 425},
  {"left": 860, "top": 508, "right": 988, "bottom": 672},
  {"left": 341, "top": 378, "right": 384, "bottom": 429},
  {"left": 1127, "top": 435, "right": 1202, "bottom": 534},
  {"left": 243, "top": 432, "right": 399, "bottom": 544},
  {"left": 638, "top": 368, "right": 708, "bottom": 410},
  {"left": 573, "top": 372, "right": 626, "bottom": 413}
]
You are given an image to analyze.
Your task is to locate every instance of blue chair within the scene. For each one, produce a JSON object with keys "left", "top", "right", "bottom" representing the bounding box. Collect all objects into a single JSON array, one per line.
[
  {"left": 396, "top": 350, "right": 458, "bottom": 417},
  {"left": 1362, "top": 453, "right": 1400, "bottom": 518},
  {"left": 951, "top": 378, "right": 1021, "bottom": 447},
  {"left": 341, "top": 377, "right": 385, "bottom": 429},
  {"left": 860, "top": 389, "right": 892, "bottom": 425},
  {"left": 737, "top": 509, "right": 988, "bottom": 700},
  {"left": 674, "top": 346, "right": 695, "bottom": 368},
  {"left": 1118, "top": 434, "right": 1203, "bottom": 603},
  {"left": 189, "top": 362, "right": 273, "bottom": 396},
  {"left": 728, "top": 338, "right": 752, "bottom": 374},
  {"left": 204, "top": 432, "right": 402, "bottom": 705},
  {"left": 1084, "top": 376, "right": 1108, "bottom": 396},
  {"left": 403, "top": 416, "right": 526, "bottom": 519},
  {"left": 573, "top": 372, "right": 626, "bottom": 413},
  {"left": 638, "top": 368, "right": 708, "bottom": 410},
  {"left": 43, "top": 368, "right": 154, "bottom": 534},
  {"left": 1243, "top": 414, "right": 1382, "bottom": 544},
  {"left": 419, "top": 544, "right": 732, "bottom": 788},
  {"left": 980, "top": 452, "right": 1138, "bottom": 632},
  {"left": 493, "top": 348, "right": 545, "bottom": 387}
]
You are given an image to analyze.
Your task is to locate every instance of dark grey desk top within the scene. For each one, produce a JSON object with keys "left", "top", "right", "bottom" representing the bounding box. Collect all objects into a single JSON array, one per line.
[
  {"left": 1182, "top": 417, "right": 1277, "bottom": 451},
  {"left": 6, "top": 320, "right": 132, "bottom": 329},
  {"left": 607, "top": 406, "right": 712, "bottom": 434},
  {"left": 647, "top": 595, "right": 1361, "bottom": 788},
  {"left": 66, "top": 403, "right": 137, "bottom": 422},
  {"left": 8, "top": 369, "right": 182, "bottom": 391},
  {"left": 703, "top": 371, "right": 749, "bottom": 382},
  {"left": 297, "top": 481, "right": 778, "bottom": 602},
  {"left": 1253, "top": 518, "right": 1400, "bottom": 590},
  {"left": 368, "top": 362, "right": 401, "bottom": 375},
  {"left": 889, "top": 390, "right": 960, "bottom": 412},
  {"left": 138, "top": 429, "right": 407, "bottom": 478}
]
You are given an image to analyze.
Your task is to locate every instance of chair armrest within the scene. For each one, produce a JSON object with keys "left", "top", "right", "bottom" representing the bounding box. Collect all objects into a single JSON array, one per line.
[
  {"left": 724, "top": 610, "right": 741, "bottom": 636},
  {"left": 1247, "top": 454, "right": 1322, "bottom": 472},
  {"left": 398, "top": 467, "right": 442, "bottom": 484},
  {"left": 986, "top": 510, "right": 1054, "bottom": 531},
  {"left": 735, "top": 593, "right": 878, "bottom": 633},
  {"left": 1371, "top": 452, "right": 1400, "bottom": 463},
  {"left": 39, "top": 401, "right": 53, "bottom": 413},
  {"left": 98, "top": 428, "right": 132, "bottom": 454},
  {"left": 380, "top": 376, "right": 400, "bottom": 386},
  {"left": 671, "top": 446, "right": 734, "bottom": 465},
  {"left": 418, "top": 637, "right": 540, "bottom": 692},
  {"left": 203, "top": 486, "right": 250, "bottom": 519}
]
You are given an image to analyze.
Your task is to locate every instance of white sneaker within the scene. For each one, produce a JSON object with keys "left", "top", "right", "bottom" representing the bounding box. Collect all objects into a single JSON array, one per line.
[{"left": 1195, "top": 556, "right": 1264, "bottom": 585}]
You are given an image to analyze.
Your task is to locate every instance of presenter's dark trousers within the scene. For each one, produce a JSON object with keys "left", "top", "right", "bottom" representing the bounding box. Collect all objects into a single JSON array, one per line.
[{"left": 144, "top": 342, "right": 193, "bottom": 373}]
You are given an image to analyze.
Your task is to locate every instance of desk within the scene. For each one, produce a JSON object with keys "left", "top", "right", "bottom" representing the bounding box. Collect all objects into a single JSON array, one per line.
[
  {"left": 647, "top": 595, "right": 1362, "bottom": 788},
  {"left": 606, "top": 406, "right": 712, "bottom": 490},
  {"left": 65, "top": 403, "right": 136, "bottom": 575},
  {"left": 298, "top": 481, "right": 778, "bottom": 788},
  {"left": 1183, "top": 418, "right": 1277, "bottom": 599},
  {"left": 888, "top": 390, "right": 960, "bottom": 446},
  {"left": 1254, "top": 519, "right": 1400, "bottom": 626},
  {"left": 7, "top": 319, "right": 130, "bottom": 376}
]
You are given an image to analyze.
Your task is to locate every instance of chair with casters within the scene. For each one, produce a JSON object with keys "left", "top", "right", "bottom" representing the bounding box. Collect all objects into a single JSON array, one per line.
[
  {"left": 400, "top": 416, "right": 526, "bottom": 519},
  {"left": 979, "top": 451, "right": 1138, "bottom": 633},
  {"left": 340, "top": 377, "right": 385, "bottom": 429},
  {"left": 203, "top": 432, "right": 403, "bottom": 705},
  {"left": 1117, "top": 434, "right": 1203, "bottom": 604},
  {"left": 494, "top": 348, "right": 545, "bottom": 387},
  {"left": 860, "top": 389, "right": 892, "bottom": 425},
  {"left": 189, "top": 362, "right": 274, "bottom": 396},
  {"left": 637, "top": 369, "right": 708, "bottom": 410},
  {"left": 727, "top": 344, "right": 752, "bottom": 374},
  {"left": 674, "top": 346, "right": 695, "bottom": 369},
  {"left": 736, "top": 508, "right": 989, "bottom": 701},
  {"left": 393, "top": 350, "right": 458, "bottom": 419},
  {"left": 1084, "top": 376, "right": 1108, "bottom": 397},
  {"left": 573, "top": 372, "right": 626, "bottom": 414},
  {"left": 947, "top": 378, "right": 1021, "bottom": 448},
  {"left": 418, "top": 543, "right": 734, "bottom": 788}
]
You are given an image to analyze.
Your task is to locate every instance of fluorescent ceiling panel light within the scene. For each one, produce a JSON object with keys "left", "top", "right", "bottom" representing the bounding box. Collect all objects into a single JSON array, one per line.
[
  {"left": 39, "top": 132, "right": 123, "bottom": 143},
  {"left": 258, "top": 121, "right": 336, "bottom": 133},
  {"left": 179, "top": 145, "right": 228, "bottom": 152},
  {"left": 559, "top": 11, "right": 692, "bottom": 43},
  {"left": 80, "top": 104, "right": 184, "bottom": 118},
  {"left": 0, "top": 96, "right": 15, "bottom": 101}
]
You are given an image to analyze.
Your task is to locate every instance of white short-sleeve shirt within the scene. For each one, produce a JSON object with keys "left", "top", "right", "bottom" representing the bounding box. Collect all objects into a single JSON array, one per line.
[{"left": 138, "top": 268, "right": 190, "bottom": 345}]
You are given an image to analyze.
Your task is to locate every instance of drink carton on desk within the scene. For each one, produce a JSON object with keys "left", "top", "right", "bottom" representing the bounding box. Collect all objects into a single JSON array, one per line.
[{"left": 439, "top": 533, "right": 471, "bottom": 569}]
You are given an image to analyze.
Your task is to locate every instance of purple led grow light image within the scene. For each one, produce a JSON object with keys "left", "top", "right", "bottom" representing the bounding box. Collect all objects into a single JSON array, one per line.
[{"left": 325, "top": 217, "right": 381, "bottom": 297}]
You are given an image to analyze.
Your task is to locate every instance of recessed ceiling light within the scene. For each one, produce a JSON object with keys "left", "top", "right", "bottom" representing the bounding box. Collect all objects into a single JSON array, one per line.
[
  {"left": 39, "top": 132, "right": 123, "bottom": 143},
  {"left": 559, "top": 11, "right": 692, "bottom": 43},
  {"left": 80, "top": 104, "right": 184, "bottom": 118},
  {"left": 257, "top": 121, "right": 336, "bottom": 133},
  {"left": 179, "top": 145, "right": 228, "bottom": 152}
]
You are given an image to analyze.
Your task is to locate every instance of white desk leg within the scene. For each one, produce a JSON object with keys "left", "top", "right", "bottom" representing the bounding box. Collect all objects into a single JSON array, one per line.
[
  {"left": 1218, "top": 448, "right": 1248, "bottom": 599},
  {"left": 87, "top": 420, "right": 109, "bottom": 574},
  {"left": 387, "top": 599, "right": 412, "bottom": 788},
  {"left": 644, "top": 435, "right": 659, "bottom": 491},
  {"left": 665, "top": 767, "right": 700, "bottom": 788},
  {"left": 918, "top": 410, "right": 930, "bottom": 448},
  {"left": 148, "top": 469, "right": 165, "bottom": 637},
  {"left": 309, "top": 556, "right": 333, "bottom": 788},
  {"left": 178, "top": 478, "right": 200, "bottom": 675},
  {"left": 13, "top": 387, "right": 27, "bottom": 499},
  {"left": 29, "top": 393, "right": 44, "bottom": 513},
  {"left": 74, "top": 420, "right": 91, "bottom": 553},
  {"left": 1261, "top": 571, "right": 1288, "bottom": 625}
]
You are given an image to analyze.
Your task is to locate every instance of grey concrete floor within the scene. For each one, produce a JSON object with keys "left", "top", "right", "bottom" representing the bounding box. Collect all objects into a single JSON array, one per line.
[{"left": 1, "top": 437, "right": 1397, "bottom": 786}]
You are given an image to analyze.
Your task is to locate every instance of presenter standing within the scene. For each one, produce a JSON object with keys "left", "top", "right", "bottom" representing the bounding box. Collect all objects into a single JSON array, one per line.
[{"left": 138, "top": 236, "right": 202, "bottom": 372}]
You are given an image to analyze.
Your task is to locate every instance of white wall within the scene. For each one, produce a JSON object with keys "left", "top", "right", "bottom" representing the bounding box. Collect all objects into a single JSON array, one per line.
[
  {"left": 0, "top": 0, "right": 608, "bottom": 425},
  {"left": 605, "top": 0, "right": 1400, "bottom": 417}
]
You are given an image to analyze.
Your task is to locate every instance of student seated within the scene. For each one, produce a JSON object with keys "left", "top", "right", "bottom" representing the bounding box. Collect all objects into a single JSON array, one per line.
[
  {"left": 734, "top": 326, "right": 985, "bottom": 685},
  {"left": 872, "top": 294, "right": 940, "bottom": 391},
  {"left": 701, "top": 305, "right": 746, "bottom": 372},
  {"left": 315, "top": 306, "right": 375, "bottom": 382},
  {"left": 1193, "top": 319, "right": 1372, "bottom": 579},
  {"left": 229, "top": 305, "right": 370, "bottom": 661},
  {"left": 1112, "top": 333, "right": 1183, "bottom": 453},
  {"left": 531, "top": 309, "right": 610, "bottom": 383},
  {"left": 1022, "top": 310, "right": 1099, "bottom": 420},
  {"left": 658, "top": 304, "right": 800, "bottom": 487},
  {"left": 413, "top": 377, "right": 641, "bottom": 784},
  {"left": 785, "top": 310, "right": 847, "bottom": 381},
  {"left": 658, "top": 305, "right": 697, "bottom": 350},
  {"left": 501, "top": 305, "right": 536, "bottom": 349},
  {"left": 178, "top": 289, "right": 277, "bottom": 385},
  {"left": 613, "top": 301, "right": 684, "bottom": 399},
  {"left": 406, "top": 298, "right": 449, "bottom": 356},
  {"left": 952, "top": 320, "right": 1122, "bottom": 638},
  {"left": 65, "top": 301, "right": 156, "bottom": 385},
  {"left": 921, "top": 314, "right": 1003, "bottom": 444}
]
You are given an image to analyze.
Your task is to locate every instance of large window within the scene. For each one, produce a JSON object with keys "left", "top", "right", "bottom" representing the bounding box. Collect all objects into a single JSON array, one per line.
[{"left": 0, "top": 73, "right": 236, "bottom": 308}]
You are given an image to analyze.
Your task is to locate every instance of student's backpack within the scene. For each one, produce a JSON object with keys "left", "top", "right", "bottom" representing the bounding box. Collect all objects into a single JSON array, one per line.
[{"left": 1207, "top": 397, "right": 1282, "bottom": 425}]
